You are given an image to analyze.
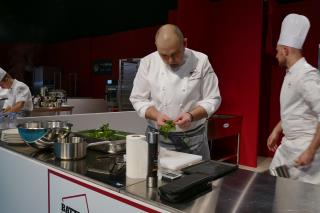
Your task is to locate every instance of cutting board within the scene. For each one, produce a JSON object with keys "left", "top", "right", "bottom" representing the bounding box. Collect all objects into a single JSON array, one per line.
[{"left": 159, "top": 148, "right": 202, "bottom": 171}]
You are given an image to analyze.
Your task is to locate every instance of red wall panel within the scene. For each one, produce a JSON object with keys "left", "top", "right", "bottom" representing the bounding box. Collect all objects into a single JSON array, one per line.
[
  {"left": 259, "top": 0, "right": 320, "bottom": 157},
  {"left": 174, "top": 0, "right": 264, "bottom": 167}
]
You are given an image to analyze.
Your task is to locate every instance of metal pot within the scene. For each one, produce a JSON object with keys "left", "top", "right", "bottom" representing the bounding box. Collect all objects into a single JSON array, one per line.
[{"left": 54, "top": 136, "right": 109, "bottom": 160}]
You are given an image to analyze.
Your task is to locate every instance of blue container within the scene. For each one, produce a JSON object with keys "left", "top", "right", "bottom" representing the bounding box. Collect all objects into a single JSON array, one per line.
[
  {"left": 18, "top": 128, "right": 47, "bottom": 143},
  {"left": 17, "top": 121, "right": 48, "bottom": 144}
]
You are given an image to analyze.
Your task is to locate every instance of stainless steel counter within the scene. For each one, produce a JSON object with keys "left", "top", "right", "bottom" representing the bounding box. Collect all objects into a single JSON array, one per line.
[
  {"left": 1, "top": 141, "right": 144, "bottom": 191},
  {"left": 124, "top": 169, "right": 320, "bottom": 212},
  {"left": 2, "top": 141, "right": 320, "bottom": 212}
]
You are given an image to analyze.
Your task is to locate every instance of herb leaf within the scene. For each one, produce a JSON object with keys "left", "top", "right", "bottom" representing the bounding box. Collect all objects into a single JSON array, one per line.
[{"left": 159, "top": 120, "right": 176, "bottom": 139}]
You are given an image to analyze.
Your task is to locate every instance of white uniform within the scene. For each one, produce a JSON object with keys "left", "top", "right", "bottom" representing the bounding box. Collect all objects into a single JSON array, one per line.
[
  {"left": 130, "top": 48, "right": 221, "bottom": 159},
  {"left": 130, "top": 48, "right": 221, "bottom": 131},
  {"left": 270, "top": 58, "right": 320, "bottom": 184},
  {"left": 3, "top": 79, "right": 33, "bottom": 113}
]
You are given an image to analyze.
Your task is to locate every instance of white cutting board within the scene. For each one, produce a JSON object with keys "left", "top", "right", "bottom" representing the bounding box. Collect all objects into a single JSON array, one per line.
[{"left": 159, "top": 148, "right": 202, "bottom": 171}]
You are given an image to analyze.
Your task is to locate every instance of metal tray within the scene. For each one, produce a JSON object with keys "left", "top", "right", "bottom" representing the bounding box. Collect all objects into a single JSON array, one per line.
[{"left": 74, "top": 129, "right": 130, "bottom": 153}]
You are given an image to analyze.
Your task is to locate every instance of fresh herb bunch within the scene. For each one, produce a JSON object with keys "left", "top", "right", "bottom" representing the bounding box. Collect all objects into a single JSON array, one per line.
[
  {"left": 159, "top": 120, "right": 176, "bottom": 139},
  {"left": 86, "top": 123, "right": 115, "bottom": 139}
]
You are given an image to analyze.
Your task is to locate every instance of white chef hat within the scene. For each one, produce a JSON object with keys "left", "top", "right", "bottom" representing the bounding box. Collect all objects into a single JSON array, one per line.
[
  {"left": 0, "top": 67, "right": 7, "bottom": 81},
  {"left": 277, "top": 13, "right": 310, "bottom": 49}
]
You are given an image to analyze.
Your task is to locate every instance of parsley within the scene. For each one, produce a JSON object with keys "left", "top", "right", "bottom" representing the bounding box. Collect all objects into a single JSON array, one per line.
[{"left": 159, "top": 120, "right": 176, "bottom": 139}]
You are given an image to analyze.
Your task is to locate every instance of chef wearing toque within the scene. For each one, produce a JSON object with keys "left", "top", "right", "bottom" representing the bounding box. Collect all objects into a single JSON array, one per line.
[
  {"left": 0, "top": 67, "right": 33, "bottom": 116},
  {"left": 130, "top": 24, "right": 221, "bottom": 160},
  {"left": 267, "top": 14, "right": 320, "bottom": 184}
]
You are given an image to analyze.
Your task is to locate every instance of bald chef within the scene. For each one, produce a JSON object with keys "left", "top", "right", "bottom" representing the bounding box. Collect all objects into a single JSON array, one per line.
[
  {"left": 130, "top": 24, "right": 221, "bottom": 160},
  {"left": 267, "top": 14, "right": 320, "bottom": 184},
  {"left": 0, "top": 67, "right": 33, "bottom": 116}
]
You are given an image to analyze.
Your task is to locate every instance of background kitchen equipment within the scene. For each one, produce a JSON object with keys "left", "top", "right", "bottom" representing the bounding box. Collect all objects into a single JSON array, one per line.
[
  {"left": 17, "top": 120, "right": 73, "bottom": 149},
  {"left": 117, "top": 58, "right": 140, "bottom": 111},
  {"left": 54, "top": 135, "right": 110, "bottom": 160}
]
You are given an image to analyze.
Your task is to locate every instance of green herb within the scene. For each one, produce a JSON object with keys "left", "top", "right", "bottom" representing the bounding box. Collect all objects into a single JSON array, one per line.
[
  {"left": 84, "top": 123, "right": 126, "bottom": 140},
  {"left": 159, "top": 120, "right": 176, "bottom": 139}
]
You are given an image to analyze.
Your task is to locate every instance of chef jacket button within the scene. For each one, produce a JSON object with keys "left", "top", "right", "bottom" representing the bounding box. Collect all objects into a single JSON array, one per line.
[{"left": 182, "top": 89, "right": 186, "bottom": 92}]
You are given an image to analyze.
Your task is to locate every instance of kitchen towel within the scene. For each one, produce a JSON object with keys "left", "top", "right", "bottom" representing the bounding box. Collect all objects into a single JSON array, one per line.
[
  {"left": 126, "top": 134, "right": 148, "bottom": 178},
  {"left": 159, "top": 148, "right": 202, "bottom": 171}
]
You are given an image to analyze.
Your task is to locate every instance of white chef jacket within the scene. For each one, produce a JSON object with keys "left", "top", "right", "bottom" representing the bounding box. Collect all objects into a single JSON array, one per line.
[
  {"left": 130, "top": 48, "right": 221, "bottom": 131},
  {"left": 280, "top": 57, "right": 320, "bottom": 144},
  {"left": 3, "top": 79, "right": 33, "bottom": 112},
  {"left": 270, "top": 57, "right": 320, "bottom": 184}
]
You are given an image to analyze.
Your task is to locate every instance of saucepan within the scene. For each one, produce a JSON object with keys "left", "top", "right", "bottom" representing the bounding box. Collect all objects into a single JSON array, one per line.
[{"left": 54, "top": 135, "right": 109, "bottom": 160}]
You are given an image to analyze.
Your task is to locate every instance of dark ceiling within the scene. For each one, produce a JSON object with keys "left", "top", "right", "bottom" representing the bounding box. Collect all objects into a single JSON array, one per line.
[{"left": 0, "top": 0, "right": 177, "bottom": 43}]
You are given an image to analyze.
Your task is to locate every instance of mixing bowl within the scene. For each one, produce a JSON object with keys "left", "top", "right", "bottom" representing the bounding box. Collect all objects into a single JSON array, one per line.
[{"left": 17, "top": 120, "right": 73, "bottom": 149}]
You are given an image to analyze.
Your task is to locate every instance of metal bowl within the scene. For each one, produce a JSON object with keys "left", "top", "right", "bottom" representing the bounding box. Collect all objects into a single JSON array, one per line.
[{"left": 17, "top": 120, "right": 73, "bottom": 149}]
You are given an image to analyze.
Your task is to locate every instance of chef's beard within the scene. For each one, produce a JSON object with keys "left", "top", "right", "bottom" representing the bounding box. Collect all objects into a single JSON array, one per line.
[
  {"left": 168, "top": 64, "right": 181, "bottom": 71},
  {"left": 167, "top": 60, "right": 186, "bottom": 72}
]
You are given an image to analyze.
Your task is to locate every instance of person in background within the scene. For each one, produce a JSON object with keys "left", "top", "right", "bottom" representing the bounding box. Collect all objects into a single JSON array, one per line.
[
  {"left": 0, "top": 67, "right": 33, "bottom": 116},
  {"left": 130, "top": 24, "right": 221, "bottom": 160},
  {"left": 267, "top": 14, "right": 320, "bottom": 184}
]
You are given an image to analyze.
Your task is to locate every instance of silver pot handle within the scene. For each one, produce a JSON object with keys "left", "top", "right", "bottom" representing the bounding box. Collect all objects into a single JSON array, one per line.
[{"left": 87, "top": 141, "right": 110, "bottom": 147}]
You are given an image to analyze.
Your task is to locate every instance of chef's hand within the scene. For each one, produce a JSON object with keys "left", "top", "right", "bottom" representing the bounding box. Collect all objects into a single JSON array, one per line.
[
  {"left": 295, "top": 148, "right": 316, "bottom": 166},
  {"left": 174, "top": 112, "right": 192, "bottom": 130},
  {"left": 156, "top": 113, "right": 172, "bottom": 127},
  {"left": 267, "top": 130, "right": 280, "bottom": 152}
]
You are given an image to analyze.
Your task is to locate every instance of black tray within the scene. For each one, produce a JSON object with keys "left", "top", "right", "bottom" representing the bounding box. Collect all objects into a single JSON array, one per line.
[{"left": 181, "top": 160, "right": 238, "bottom": 181}]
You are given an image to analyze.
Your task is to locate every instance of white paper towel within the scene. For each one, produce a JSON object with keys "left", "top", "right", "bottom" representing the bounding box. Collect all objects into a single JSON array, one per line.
[{"left": 126, "top": 134, "right": 148, "bottom": 179}]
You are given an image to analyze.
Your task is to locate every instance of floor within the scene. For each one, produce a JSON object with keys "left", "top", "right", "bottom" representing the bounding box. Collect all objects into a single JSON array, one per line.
[{"left": 239, "top": 156, "right": 272, "bottom": 172}]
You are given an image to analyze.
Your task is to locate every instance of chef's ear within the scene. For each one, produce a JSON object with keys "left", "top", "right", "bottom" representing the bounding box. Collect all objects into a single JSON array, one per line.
[
  {"left": 283, "top": 46, "right": 289, "bottom": 56},
  {"left": 183, "top": 38, "right": 188, "bottom": 48}
]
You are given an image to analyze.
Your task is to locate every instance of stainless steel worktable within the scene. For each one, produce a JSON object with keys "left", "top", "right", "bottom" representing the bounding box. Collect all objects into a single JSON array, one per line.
[
  {"left": 124, "top": 169, "right": 320, "bottom": 212},
  {"left": 2, "top": 141, "right": 320, "bottom": 212}
]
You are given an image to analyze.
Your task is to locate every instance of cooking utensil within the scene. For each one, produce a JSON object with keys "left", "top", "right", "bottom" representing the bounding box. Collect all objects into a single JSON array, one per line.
[
  {"left": 105, "top": 140, "right": 126, "bottom": 154},
  {"left": 87, "top": 139, "right": 126, "bottom": 154},
  {"left": 17, "top": 120, "right": 73, "bottom": 149},
  {"left": 54, "top": 136, "right": 110, "bottom": 160},
  {"left": 269, "top": 162, "right": 296, "bottom": 178}
]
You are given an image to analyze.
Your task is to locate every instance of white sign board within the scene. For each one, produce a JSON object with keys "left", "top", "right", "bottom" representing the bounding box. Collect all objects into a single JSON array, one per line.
[{"left": 48, "top": 169, "right": 163, "bottom": 213}]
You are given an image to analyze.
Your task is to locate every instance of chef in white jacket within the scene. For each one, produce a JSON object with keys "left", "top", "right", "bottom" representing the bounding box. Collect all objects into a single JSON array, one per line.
[
  {"left": 267, "top": 14, "right": 320, "bottom": 184},
  {"left": 0, "top": 67, "right": 33, "bottom": 116},
  {"left": 130, "top": 24, "right": 221, "bottom": 160}
]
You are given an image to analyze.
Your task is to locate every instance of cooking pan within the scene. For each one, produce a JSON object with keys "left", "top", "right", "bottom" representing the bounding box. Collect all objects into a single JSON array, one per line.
[
  {"left": 87, "top": 139, "right": 126, "bottom": 154},
  {"left": 54, "top": 136, "right": 109, "bottom": 160}
]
